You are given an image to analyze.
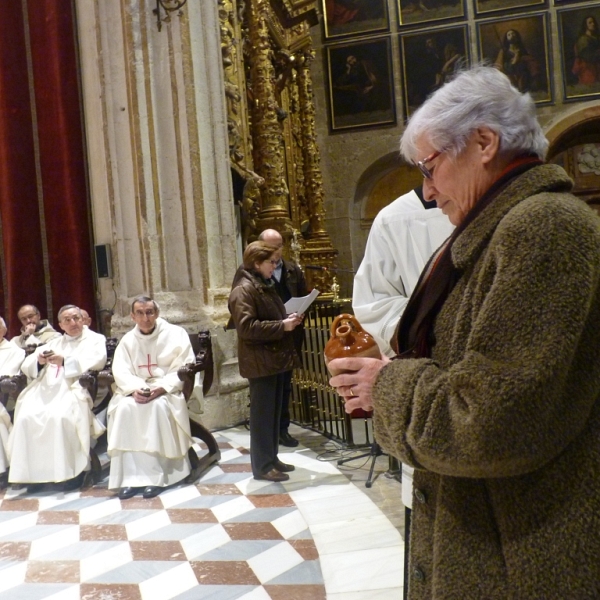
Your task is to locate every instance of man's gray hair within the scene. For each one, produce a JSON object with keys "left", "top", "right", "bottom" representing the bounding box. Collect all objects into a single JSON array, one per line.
[
  {"left": 131, "top": 295, "right": 160, "bottom": 312},
  {"left": 57, "top": 305, "right": 82, "bottom": 320},
  {"left": 400, "top": 65, "right": 548, "bottom": 163}
]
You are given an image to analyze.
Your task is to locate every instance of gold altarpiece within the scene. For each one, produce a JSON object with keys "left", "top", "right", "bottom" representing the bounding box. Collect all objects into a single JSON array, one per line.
[{"left": 218, "top": 0, "right": 337, "bottom": 296}]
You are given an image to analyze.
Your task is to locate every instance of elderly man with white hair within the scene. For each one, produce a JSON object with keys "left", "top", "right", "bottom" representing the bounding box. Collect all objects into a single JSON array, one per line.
[
  {"left": 8, "top": 305, "right": 107, "bottom": 492},
  {"left": 0, "top": 316, "right": 25, "bottom": 486}
]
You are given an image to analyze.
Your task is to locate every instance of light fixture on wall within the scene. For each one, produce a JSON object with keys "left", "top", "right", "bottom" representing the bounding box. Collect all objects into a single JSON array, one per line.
[{"left": 153, "top": 0, "right": 188, "bottom": 32}]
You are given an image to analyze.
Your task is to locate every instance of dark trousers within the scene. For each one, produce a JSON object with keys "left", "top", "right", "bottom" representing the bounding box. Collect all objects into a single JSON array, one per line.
[
  {"left": 248, "top": 373, "right": 285, "bottom": 476},
  {"left": 280, "top": 369, "right": 293, "bottom": 432}
]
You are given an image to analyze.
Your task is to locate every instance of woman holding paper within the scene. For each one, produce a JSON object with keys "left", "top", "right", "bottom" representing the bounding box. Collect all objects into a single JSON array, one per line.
[{"left": 228, "top": 241, "right": 304, "bottom": 482}]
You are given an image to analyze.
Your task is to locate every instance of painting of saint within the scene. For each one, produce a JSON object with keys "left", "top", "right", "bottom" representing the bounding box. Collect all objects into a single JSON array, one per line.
[
  {"left": 327, "top": 38, "right": 396, "bottom": 131},
  {"left": 323, "top": 0, "right": 389, "bottom": 39},
  {"left": 400, "top": 26, "right": 468, "bottom": 117},
  {"left": 398, "top": 0, "right": 464, "bottom": 27},
  {"left": 559, "top": 7, "right": 600, "bottom": 100},
  {"left": 478, "top": 14, "right": 551, "bottom": 104}
]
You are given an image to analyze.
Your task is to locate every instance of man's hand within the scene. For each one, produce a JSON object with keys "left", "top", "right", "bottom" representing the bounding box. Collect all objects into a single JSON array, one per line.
[
  {"left": 328, "top": 355, "right": 390, "bottom": 414},
  {"left": 38, "top": 349, "right": 64, "bottom": 366},
  {"left": 133, "top": 386, "right": 167, "bottom": 404},
  {"left": 23, "top": 323, "right": 36, "bottom": 336}
]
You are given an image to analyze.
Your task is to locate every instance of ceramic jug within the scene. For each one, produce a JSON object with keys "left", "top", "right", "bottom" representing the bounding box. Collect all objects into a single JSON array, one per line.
[{"left": 324, "top": 313, "right": 380, "bottom": 376}]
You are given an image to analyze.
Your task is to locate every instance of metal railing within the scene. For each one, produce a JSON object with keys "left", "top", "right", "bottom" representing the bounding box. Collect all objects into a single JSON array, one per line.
[{"left": 290, "top": 299, "right": 368, "bottom": 447}]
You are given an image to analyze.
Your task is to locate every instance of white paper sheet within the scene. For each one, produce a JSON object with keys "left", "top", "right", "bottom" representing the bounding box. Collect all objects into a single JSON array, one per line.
[{"left": 284, "top": 289, "right": 320, "bottom": 314}]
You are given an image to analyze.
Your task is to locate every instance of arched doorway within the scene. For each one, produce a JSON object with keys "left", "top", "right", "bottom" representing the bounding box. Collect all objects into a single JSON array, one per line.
[{"left": 546, "top": 105, "right": 600, "bottom": 215}]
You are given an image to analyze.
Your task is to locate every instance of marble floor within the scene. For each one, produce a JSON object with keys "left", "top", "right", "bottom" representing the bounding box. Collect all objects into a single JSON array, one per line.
[{"left": 0, "top": 424, "right": 405, "bottom": 599}]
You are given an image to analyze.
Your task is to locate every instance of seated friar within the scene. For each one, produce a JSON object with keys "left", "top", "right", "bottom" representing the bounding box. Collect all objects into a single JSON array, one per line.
[
  {"left": 12, "top": 304, "right": 61, "bottom": 350},
  {"left": 7, "top": 305, "right": 107, "bottom": 492},
  {"left": 0, "top": 316, "right": 25, "bottom": 485},
  {"left": 107, "top": 295, "right": 199, "bottom": 500}
]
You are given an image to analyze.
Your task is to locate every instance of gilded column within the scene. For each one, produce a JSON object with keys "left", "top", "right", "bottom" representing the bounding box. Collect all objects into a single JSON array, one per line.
[
  {"left": 246, "top": 0, "right": 291, "bottom": 231},
  {"left": 296, "top": 45, "right": 337, "bottom": 294}
]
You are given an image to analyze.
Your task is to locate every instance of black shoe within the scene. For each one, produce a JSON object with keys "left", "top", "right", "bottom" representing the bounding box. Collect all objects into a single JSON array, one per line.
[
  {"left": 61, "top": 471, "right": 85, "bottom": 492},
  {"left": 254, "top": 468, "right": 289, "bottom": 482},
  {"left": 273, "top": 459, "right": 295, "bottom": 472},
  {"left": 143, "top": 486, "right": 163, "bottom": 498},
  {"left": 279, "top": 431, "right": 299, "bottom": 447},
  {"left": 26, "top": 483, "right": 46, "bottom": 494},
  {"left": 118, "top": 486, "right": 142, "bottom": 500}
]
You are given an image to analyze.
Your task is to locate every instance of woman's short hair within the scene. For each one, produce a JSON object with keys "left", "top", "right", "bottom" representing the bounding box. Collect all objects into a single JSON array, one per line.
[
  {"left": 243, "top": 241, "right": 278, "bottom": 269},
  {"left": 400, "top": 65, "right": 548, "bottom": 163}
]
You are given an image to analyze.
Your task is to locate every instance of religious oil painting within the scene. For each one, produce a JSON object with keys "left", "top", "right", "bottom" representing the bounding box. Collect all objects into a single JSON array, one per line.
[
  {"left": 475, "top": 0, "right": 545, "bottom": 17},
  {"left": 477, "top": 14, "right": 552, "bottom": 105},
  {"left": 326, "top": 37, "right": 396, "bottom": 132},
  {"left": 397, "top": 0, "right": 465, "bottom": 27},
  {"left": 400, "top": 25, "right": 469, "bottom": 118},
  {"left": 322, "top": 0, "right": 389, "bottom": 40},
  {"left": 558, "top": 7, "right": 600, "bottom": 101}
]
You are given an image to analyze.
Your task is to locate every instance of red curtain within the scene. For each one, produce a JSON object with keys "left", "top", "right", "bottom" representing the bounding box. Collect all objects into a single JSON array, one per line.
[{"left": 0, "top": 0, "right": 95, "bottom": 337}]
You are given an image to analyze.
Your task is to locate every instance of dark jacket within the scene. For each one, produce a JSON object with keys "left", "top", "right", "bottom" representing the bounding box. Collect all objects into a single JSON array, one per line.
[
  {"left": 227, "top": 259, "right": 308, "bottom": 357},
  {"left": 373, "top": 164, "right": 600, "bottom": 599},
  {"left": 228, "top": 269, "right": 299, "bottom": 379}
]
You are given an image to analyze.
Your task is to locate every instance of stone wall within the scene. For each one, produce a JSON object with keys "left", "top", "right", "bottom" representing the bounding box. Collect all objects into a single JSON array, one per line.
[{"left": 310, "top": 2, "right": 600, "bottom": 298}]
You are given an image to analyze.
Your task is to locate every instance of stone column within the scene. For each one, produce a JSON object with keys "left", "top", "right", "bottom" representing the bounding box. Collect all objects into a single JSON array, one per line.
[{"left": 74, "top": 0, "right": 248, "bottom": 427}]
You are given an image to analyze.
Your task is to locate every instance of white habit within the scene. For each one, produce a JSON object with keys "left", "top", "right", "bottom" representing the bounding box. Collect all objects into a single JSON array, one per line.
[
  {"left": 352, "top": 189, "right": 454, "bottom": 509},
  {"left": 0, "top": 339, "right": 26, "bottom": 474},
  {"left": 12, "top": 319, "right": 61, "bottom": 349},
  {"left": 353, "top": 189, "right": 455, "bottom": 357},
  {"left": 107, "top": 317, "right": 195, "bottom": 489},
  {"left": 7, "top": 328, "right": 107, "bottom": 483}
]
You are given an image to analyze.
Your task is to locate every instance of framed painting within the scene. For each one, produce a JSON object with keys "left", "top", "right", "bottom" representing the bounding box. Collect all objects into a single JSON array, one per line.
[
  {"left": 322, "top": 0, "right": 389, "bottom": 40},
  {"left": 397, "top": 0, "right": 465, "bottom": 28},
  {"left": 477, "top": 14, "right": 552, "bottom": 104},
  {"left": 326, "top": 37, "right": 396, "bottom": 132},
  {"left": 558, "top": 7, "right": 600, "bottom": 100},
  {"left": 400, "top": 25, "right": 469, "bottom": 118},
  {"left": 475, "top": 0, "right": 545, "bottom": 17}
]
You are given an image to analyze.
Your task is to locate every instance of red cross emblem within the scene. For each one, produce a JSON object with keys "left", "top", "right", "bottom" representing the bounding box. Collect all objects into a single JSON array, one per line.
[{"left": 138, "top": 354, "right": 158, "bottom": 377}]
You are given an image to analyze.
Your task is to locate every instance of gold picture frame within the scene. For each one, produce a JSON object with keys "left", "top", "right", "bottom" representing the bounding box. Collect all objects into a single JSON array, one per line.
[
  {"left": 477, "top": 13, "right": 553, "bottom": 105},
  {"left": 397, "top": 0, "right": 466, "bottom": 28},
  {"left": 322, "top": 0, "right": 389, "bottom": 40},
  {"left": 400, "top": 25, "right": 470, "bottom": 118},
  {"left": 558, "top": 7, "right": 600, "bottom": 101},
  {"left": 326, "top": 37, "right": 396, "bottom": 131},
  {"left": 475, "top": 0, "right": 546, "bottom": 17}
]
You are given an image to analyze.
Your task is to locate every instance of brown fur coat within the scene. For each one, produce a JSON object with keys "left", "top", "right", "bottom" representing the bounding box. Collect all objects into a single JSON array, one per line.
[{"left": 373, "top": 164, "right": 600, "bottom": 599}]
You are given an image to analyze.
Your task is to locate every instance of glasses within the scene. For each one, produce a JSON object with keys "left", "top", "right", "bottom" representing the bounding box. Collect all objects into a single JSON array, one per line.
[
  {"left": 134, "top": 310, "right": 156, "bottom": 317},
  {"left": 416, "top": 150, "right": 443, "bottom": 179}
]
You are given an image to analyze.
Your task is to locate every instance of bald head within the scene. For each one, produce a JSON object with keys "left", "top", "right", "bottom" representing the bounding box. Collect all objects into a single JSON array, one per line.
[
  {"left": 18, "top": 305, "right": 41, "bottom": 328},
  {"left": 80, "top": 309, "right": 92, "bottom": 327},
  {"left": 258, "top": 229, "right": 283, "bottom": 248},
  {"left": 0, "top": 316, "right": 6, "bottom": 340}
]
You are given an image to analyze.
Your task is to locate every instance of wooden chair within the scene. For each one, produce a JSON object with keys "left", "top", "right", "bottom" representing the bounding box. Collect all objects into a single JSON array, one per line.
[{"left": 79, "top": 329, "right": 221, "bottom": 486}]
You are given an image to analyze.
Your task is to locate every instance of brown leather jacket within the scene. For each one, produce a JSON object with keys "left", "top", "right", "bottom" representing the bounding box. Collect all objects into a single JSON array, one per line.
[{"left": 228, "top": 269, "right": 299, "bottom": 379}]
